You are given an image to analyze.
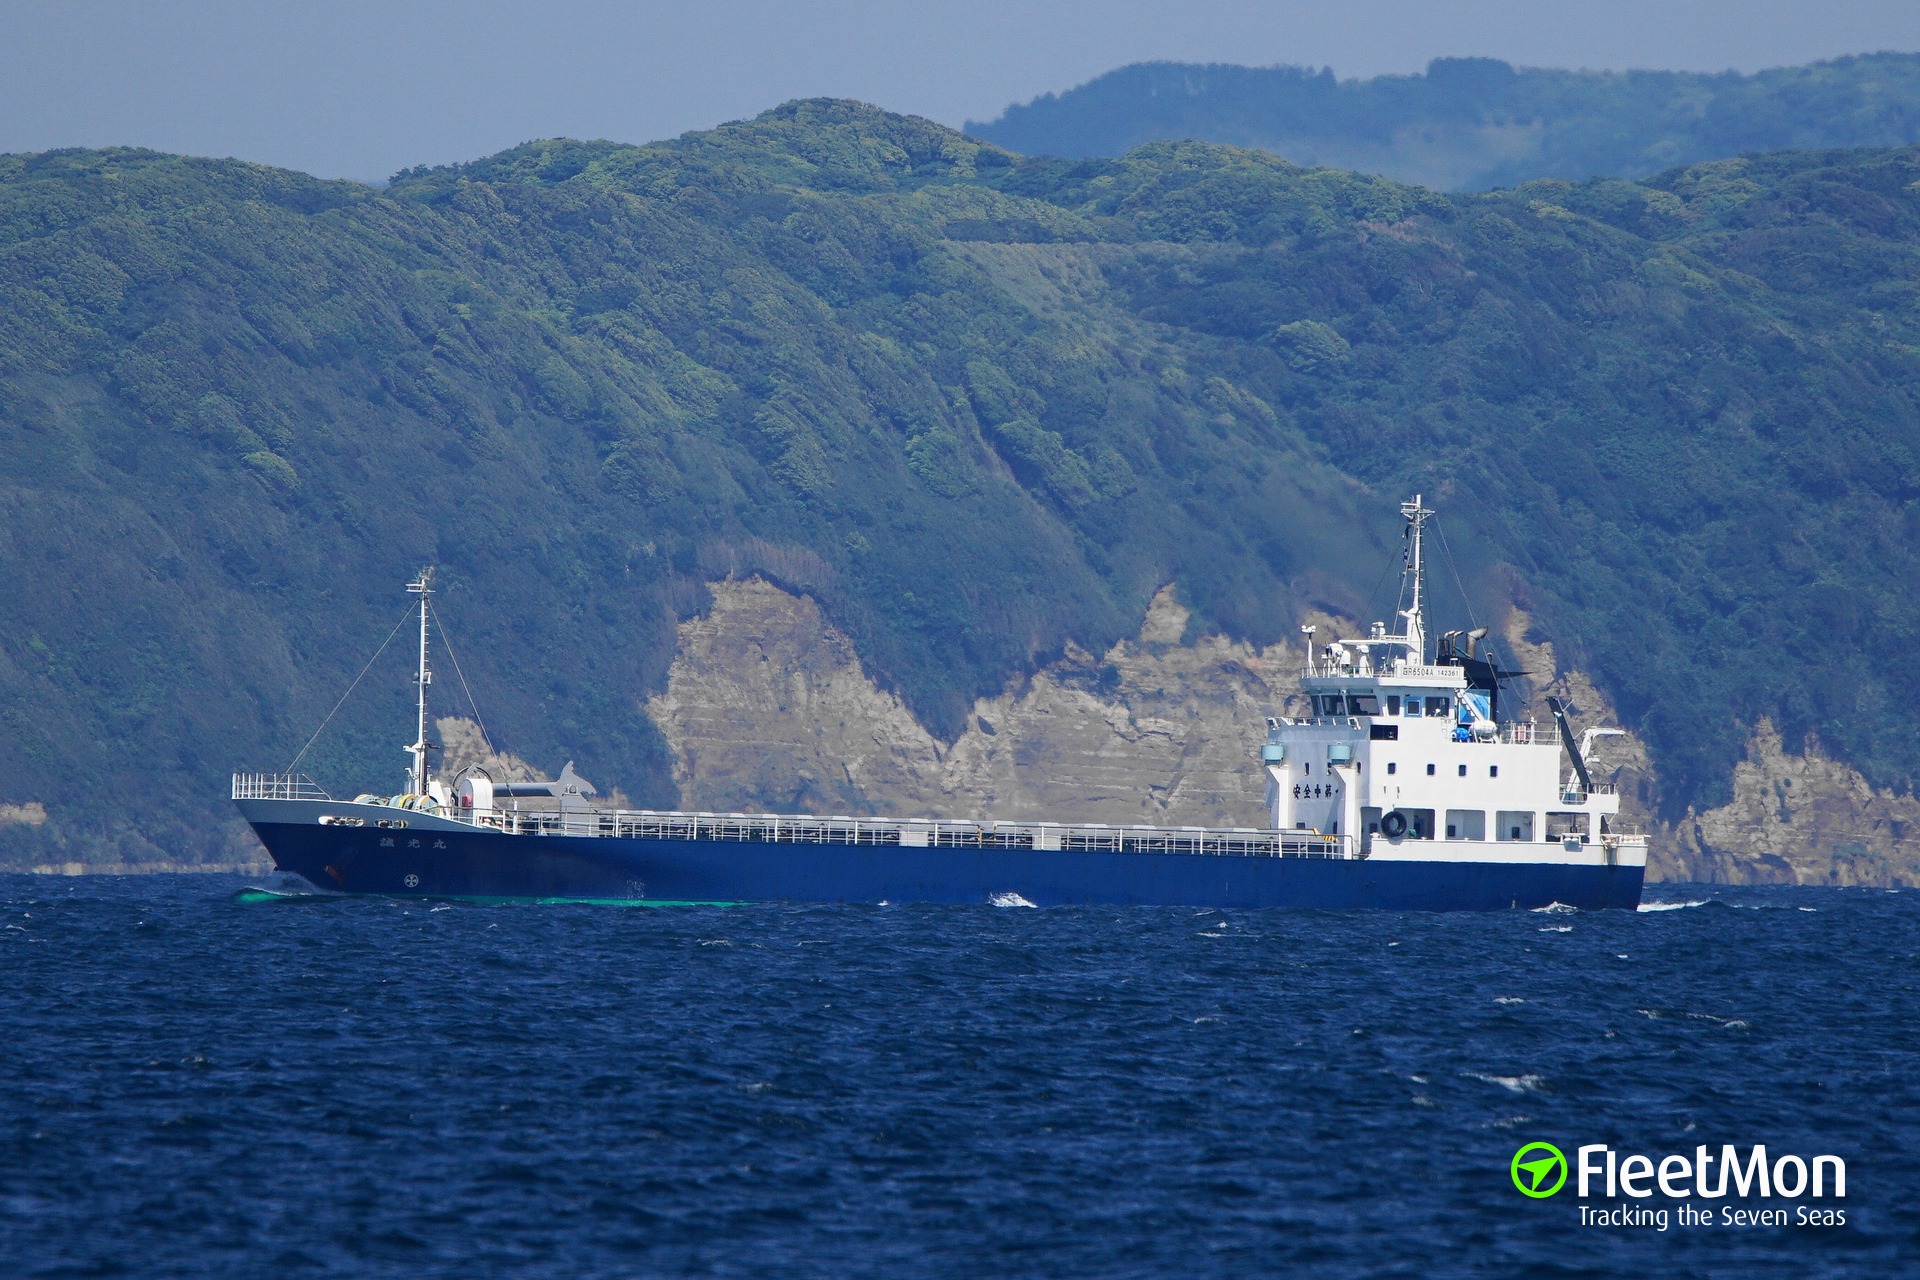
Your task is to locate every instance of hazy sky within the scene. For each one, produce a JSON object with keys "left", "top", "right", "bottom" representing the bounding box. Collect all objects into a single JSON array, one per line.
[{"left": 4, "top": 0, "right": 1918, "bottom": 182}]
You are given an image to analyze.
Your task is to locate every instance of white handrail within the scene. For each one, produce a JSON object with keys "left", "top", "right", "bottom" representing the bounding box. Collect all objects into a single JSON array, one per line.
[{"left": 232, "top": 772, "right": 331, "bottom": 801}]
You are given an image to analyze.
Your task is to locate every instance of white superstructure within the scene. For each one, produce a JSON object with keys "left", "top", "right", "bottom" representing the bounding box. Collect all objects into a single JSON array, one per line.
[{"left": 1261, "top": 496, "right": 1644, "bottom": 870}]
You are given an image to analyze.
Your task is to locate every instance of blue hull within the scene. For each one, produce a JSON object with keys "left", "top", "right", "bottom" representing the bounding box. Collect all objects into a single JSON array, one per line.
[{"left": 249, "top": 822, "right": 1645, "bottom": 911}]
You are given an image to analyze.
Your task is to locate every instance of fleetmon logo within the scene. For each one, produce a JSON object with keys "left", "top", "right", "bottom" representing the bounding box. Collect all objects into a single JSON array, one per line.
[{"left": 1511, "top": 1142, "right": 1569, "bottom": 1198}]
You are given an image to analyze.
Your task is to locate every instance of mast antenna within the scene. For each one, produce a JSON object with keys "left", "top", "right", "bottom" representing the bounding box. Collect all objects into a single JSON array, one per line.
[
  {"left": 405, "top": 567, "right": 435, "bottom": 795},
  {"left": 1399, "top": 494, "right": 1433, "bottom": 662}
]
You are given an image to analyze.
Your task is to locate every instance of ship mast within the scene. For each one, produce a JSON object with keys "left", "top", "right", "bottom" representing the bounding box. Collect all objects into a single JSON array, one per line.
[
  {"left": 1399, "top": 494, "right": 1433, "bottom": 664},
  {"left": 405, "top": 567, "right": 434, "bottom": 795}
]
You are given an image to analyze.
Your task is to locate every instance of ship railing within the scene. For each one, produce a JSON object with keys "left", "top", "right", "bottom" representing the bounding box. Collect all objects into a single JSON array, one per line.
[
  {"left": 1280, "top": 718, "right": 1561, "bottom": 745},
  {"left": 459, "top": 806, "right": 1355, "bottom": 859},
  {"left": 232, "top": 772, "right": 331, "bottom": 801}
]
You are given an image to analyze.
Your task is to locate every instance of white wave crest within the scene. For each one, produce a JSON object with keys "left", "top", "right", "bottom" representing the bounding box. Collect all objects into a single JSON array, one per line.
[
  {"left": 1466, "top": 1072, "right": 1547, "bottom": 1094},
  {"left": 1638, "top": 900, "right": 1708, "bottom": 912},
  {"left": 989, "top": 892, "right": 1037, "bottom": 908},
  {"left": 1531, "top": 902, "right": 1579, "bottom": 914}
]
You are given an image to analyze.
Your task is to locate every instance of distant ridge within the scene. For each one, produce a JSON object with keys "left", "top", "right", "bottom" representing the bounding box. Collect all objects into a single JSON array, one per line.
[{"left": 967, "top": 53, "right": 1920, "bottom": 190}]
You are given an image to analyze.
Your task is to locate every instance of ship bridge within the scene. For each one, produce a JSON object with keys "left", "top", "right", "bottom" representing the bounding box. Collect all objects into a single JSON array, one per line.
[{"left": 1263, "top": 496, "right": 1626, "bottom": 860}]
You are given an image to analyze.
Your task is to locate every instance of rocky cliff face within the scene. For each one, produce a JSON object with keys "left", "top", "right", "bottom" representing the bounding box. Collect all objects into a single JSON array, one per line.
[
  {"left": 1659, "top": 721, "right": 1920, "bottom": 887},
  {"left": 645, "top": 577, "right": 1310, "bottom": 827},
  {"left": 437, "top": 717, "right": 547, "bottom": 787},
  {"left": 642, "top": 576, "right": 1920, "bottom": 887}
]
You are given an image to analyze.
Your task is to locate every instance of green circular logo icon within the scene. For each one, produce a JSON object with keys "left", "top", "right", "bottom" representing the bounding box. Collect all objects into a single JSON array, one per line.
[{"left": 1511, "top": 1142, "right": 1568, "bottom": 1198}]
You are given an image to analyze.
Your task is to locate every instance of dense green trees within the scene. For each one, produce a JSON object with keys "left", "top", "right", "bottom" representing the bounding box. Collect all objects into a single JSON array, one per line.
[
  {"left": 4, "top": 104, "right": 1920, "bottom": 863},
  {"left": 971, "top": 54, "right": 1920, "bottom": 191}
]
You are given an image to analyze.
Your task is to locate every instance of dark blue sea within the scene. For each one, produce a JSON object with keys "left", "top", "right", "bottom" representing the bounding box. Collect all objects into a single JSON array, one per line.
[{"left": 1, "top": 876, "right": 1915, "bottom": 1278}]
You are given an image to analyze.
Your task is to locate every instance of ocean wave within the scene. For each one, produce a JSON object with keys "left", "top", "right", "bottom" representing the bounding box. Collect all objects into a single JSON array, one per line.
[
  {"left": 1638, "top": 899, "right": 1708, "bottom": 912},
  {"left": 989, "top": 892, "right": 1037, "bottom": 908},
  {"left": 1465, "top": 1072, "right": 1547, "bottom": 1094}
]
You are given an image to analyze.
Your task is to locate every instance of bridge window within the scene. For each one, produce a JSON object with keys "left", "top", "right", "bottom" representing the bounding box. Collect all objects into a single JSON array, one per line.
[
  {"left": 1426, "top": 697, "right": 1452, "bottom": 717},
  {"left": 1347, "top": 694, "right": 1380, "bottom": 716},
  {"left": 1387, "top": 695, "right": 1401, "bottom": 715},
  {"left": 1404, "top": 698, "right": 1421, "bottom": 717}
]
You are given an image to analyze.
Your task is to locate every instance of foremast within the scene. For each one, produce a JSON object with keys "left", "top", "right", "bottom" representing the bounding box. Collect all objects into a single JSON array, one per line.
[{"left": 405, "top": 567, "right": 434, "bottom": 796}]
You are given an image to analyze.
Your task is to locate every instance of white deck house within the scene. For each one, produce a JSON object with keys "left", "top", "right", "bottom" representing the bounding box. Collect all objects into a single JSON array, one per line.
[{"left": 1262, "top": 497, "right": 1639, "bottom": 868}]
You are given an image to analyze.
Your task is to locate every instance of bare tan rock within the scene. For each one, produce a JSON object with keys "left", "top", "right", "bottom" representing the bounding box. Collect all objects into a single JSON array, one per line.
[
  {"left": 643, "top": 582, "right": 946, "bottom": 815},
  {"left": 646, "top": 579, "right": 1314, "bottom": 826},
  {"left": 0, "top": 801, "right": 47, "bottom": 827},
  {"left": 1662, "top": 720, "right": 1920, "bottom": 887},
  {"left": 437, "top": 716, "right": 545, "bottom": 784}
]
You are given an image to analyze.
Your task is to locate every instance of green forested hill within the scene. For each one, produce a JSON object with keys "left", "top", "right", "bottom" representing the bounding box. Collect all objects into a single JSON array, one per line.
[
  {"left": 969, "top": 54, "right": 1920, "bottom": 191},
  {"left": 5, "top": 101, "right": 1920, "bottom": 865}
]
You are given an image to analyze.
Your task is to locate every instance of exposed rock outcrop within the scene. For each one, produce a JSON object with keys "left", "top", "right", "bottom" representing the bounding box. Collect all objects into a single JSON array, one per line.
[
  {"left": 0, "top": 801, "right": 47, "bottom": 827},
  {"left": 645, "top": 578, "right": 1314, "bottom": 826},
  {"left": 437, "top": 716, "right": 546, "bottom": 785},
  {"left": 1660, "top": 721, "right": 1920, "bottom": 887}
]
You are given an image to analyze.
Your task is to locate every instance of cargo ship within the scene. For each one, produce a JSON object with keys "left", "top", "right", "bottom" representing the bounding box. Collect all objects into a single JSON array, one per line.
[{"left": 233, "top": 497, "right": 1646, "bottom": 909}]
